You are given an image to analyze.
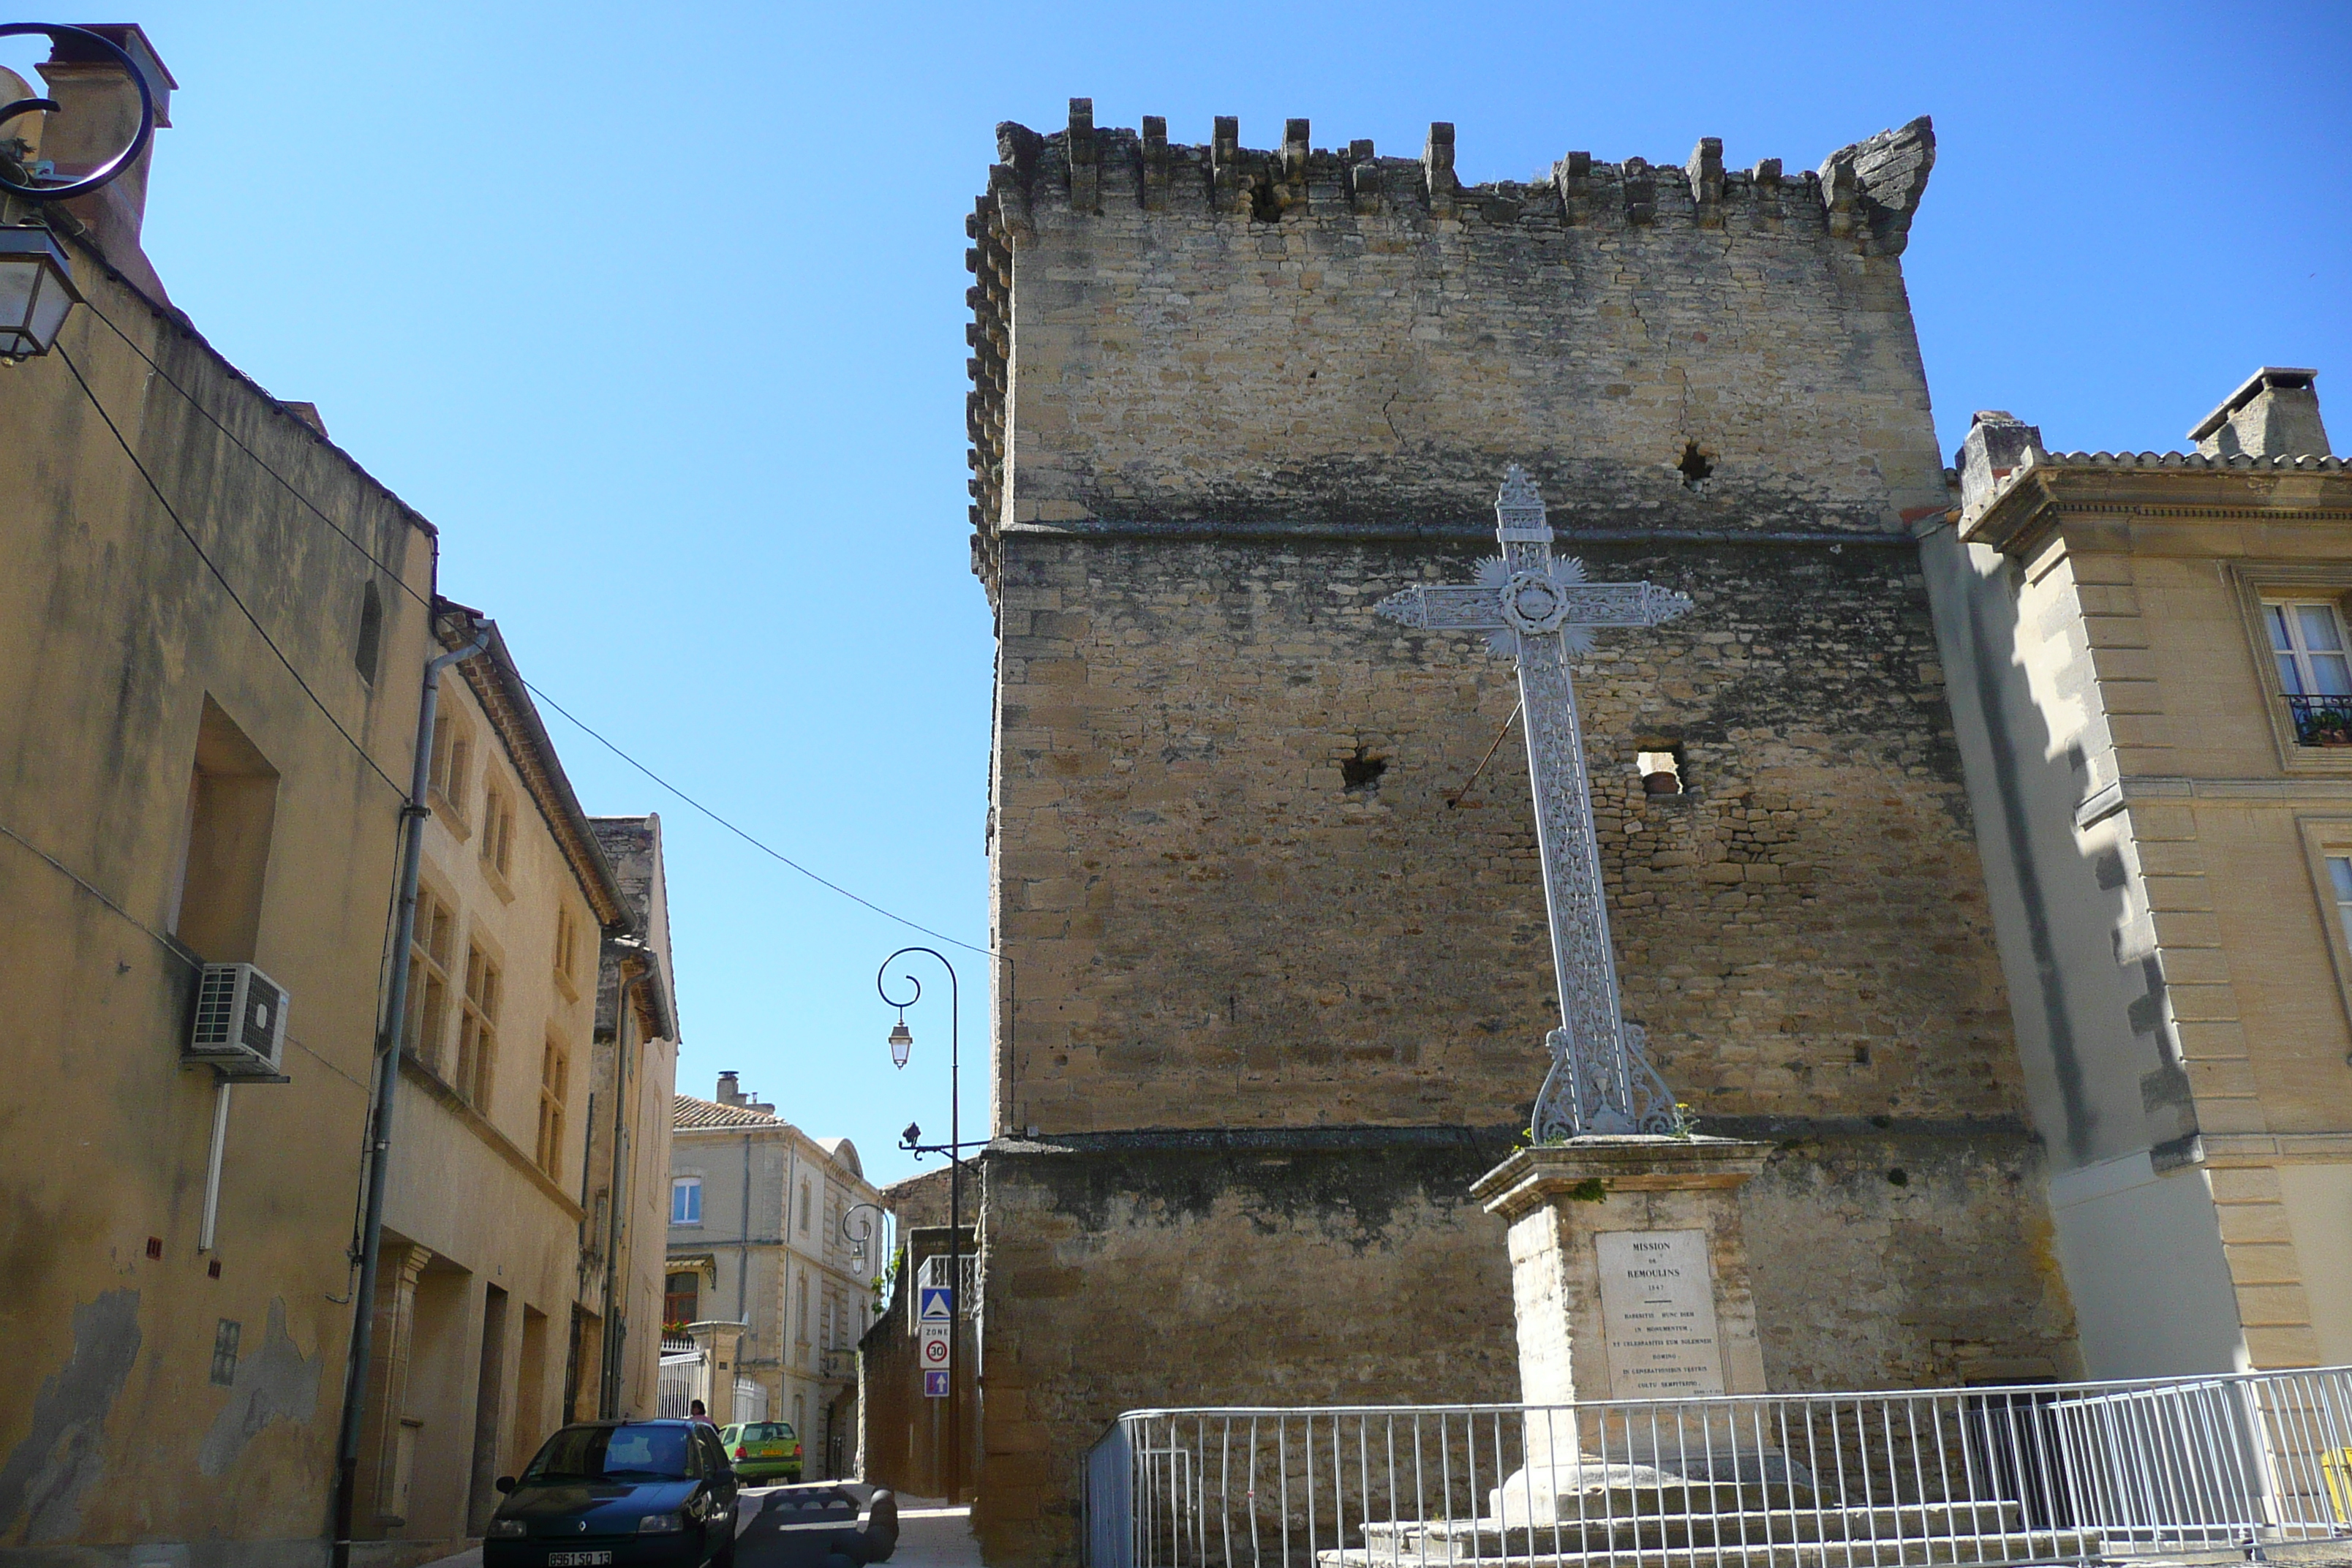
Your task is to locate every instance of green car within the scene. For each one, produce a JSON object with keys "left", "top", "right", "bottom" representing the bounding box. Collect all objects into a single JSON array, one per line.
[{"left": 720, "top": 1420, "right": 802, "bottom": 1482}]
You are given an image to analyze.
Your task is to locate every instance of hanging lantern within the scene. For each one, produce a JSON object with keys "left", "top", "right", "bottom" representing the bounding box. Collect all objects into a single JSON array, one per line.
[{"left": 0, "top": 225, "right": 78, "bottom": 361}]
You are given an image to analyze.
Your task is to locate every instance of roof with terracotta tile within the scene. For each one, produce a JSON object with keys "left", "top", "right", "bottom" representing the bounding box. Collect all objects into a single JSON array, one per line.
[{"left": 673, "top": 1093, "right": 781, "bottom": 1131}]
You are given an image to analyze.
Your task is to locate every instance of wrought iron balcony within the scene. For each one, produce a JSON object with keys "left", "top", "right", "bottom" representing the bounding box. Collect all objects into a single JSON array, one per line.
[{"left": 2287, "top": 693, "right": 2352, "bottom": 747}]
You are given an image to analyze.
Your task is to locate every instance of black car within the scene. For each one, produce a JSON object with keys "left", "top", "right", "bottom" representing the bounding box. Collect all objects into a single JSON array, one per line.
[{"left": 483, "top": 1419, "right": 741, "bottom": 1567}]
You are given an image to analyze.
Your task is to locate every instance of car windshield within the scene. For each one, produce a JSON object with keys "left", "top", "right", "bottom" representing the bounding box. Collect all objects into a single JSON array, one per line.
[
  {"left": 524, "top": 1423, "right": 695, "bottom": 1482},
  {"left": 742, "top": 1422, "right": 794, "bottom": 1441}
]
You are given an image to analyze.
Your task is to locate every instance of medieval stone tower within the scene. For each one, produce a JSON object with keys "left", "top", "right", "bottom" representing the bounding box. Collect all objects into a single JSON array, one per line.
[{"left": 961, "top": 105, "right": 2078, "bottom": 1563}]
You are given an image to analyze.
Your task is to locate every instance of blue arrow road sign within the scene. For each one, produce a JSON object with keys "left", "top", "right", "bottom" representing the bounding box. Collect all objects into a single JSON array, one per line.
[
  {"left": 924, "top": 1371, "right": 950, "bottom": 1398},
  {"left": 919, "top": 1286, "right": 954, "bottom": 1322}
]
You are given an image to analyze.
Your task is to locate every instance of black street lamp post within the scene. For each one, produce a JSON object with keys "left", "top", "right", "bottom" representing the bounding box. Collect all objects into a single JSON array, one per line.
[{"left": 878, "top": 947, "right": 987, "bottom": 1504}]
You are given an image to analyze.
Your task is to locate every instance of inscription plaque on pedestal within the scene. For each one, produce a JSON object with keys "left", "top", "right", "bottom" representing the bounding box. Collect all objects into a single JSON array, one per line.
[{"left": 1594, "top": 1229, "right": 1726, "bottom": 1400}]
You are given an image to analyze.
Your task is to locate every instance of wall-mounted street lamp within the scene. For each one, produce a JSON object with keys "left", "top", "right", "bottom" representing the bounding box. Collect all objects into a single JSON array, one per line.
[
  {"left": 0, "top": 23, "right": 157, "bottom": 361},
  {"left": 877, "top": 948, "right": 989, "bottom": 1505}
]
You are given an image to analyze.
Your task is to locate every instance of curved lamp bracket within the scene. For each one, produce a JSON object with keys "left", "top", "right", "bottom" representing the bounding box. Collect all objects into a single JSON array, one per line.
[{"left": 0, "top": 23, "right": 156, "bottom": 201}]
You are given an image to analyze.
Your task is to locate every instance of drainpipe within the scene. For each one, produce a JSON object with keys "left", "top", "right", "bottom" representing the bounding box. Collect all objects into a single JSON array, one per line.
[
  {"left": 600, "top": 954, "right": 649, "bottom": 1417},
  {"left": 330, "top": 620, "right": 489, "bottom": 1568},
  {"left": 737, "top": 1132, "right": 752, "bottom": 1329}
]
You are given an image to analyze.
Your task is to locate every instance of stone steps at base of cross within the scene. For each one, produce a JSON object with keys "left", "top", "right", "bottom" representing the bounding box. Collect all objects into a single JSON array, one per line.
[
  {"left": 1316, "top": 1529, "right": 2102, "bottom": 1568},
  {"left": 1360, "top": 1499, "right": 2028, "bottom": 1555}
]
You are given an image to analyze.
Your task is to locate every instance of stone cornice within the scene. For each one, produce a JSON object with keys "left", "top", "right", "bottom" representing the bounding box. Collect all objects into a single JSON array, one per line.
[
  {"left": 1471, "top": 1137, "right": 1774, "bottom": 1221},
  {"left": 1962, "top": 453, "right": 2352, "bottom": 559}
]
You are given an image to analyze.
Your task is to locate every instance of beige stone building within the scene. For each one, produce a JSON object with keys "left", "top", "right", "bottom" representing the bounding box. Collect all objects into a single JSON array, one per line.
[
  {"left": 1937, "top": 370, "right": 2352, "bottom": 1376},
  {"left": 348, "top": 609, "right": 641, "bottom": 1554},
  {"left": 581, "top": 813, "right": 682, "bottom": 1422},
  {"left": 666, "top": 1076, "right": 879, "bottom": 1475}
]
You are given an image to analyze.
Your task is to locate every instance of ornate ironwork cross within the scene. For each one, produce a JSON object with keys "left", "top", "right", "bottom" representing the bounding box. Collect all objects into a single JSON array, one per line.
[{"left": 1376, "top": 467, "right": 1693, "bottom": 1139}]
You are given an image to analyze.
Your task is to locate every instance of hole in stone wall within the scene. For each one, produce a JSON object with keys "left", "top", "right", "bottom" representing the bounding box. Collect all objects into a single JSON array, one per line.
[
  {"left": 1854, "top": 1044, "right": 1872, "bottom": 1065},
  {"left": 1249, "top": 178, "right": 1280, "bottom": 222},
  {"left": 1341, "top": 747, "right": 1387, "bottom": 793},
  {"left": 1885, "top": 1167, "right": 1910, "bottom": 1187},
  {"left": 1637, "top": 748, "right": 1683, "bottom": 796},
  {"left": 1677, "top": 441, "right": 1714, "bottom": 487}
]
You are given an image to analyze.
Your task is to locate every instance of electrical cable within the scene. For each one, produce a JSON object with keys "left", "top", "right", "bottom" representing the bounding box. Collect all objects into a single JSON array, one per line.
[
  {"left": 67, "top": 307, "right": 995, "bottom": 960},
  {"left": 80, "top": 297, "right": 427, "bottom": 606},
  {"left": 519, "top": 676, "right": 991, "bottom": 958},
  {"left": 0, "top": 817, "right": 373, "bottom": 1094},
  {"left": 55, "top": 341, "right": 408, "bottom": 797}
]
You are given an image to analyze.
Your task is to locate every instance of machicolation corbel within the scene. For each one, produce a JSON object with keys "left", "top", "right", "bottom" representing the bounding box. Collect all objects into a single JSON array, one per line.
[
  {"left": 1424, "top": 121, "right": 1456, "bottom": 217},
  {"left": 1066, "top": 97, "right": 1098, "bottom": 214},
  {"left": 1281, "top": 119, "right": 1310, "bottom": 213},
  {"left": 1346, "top": 139, "right": 1381, "bottom": 214},
  {"left": 1553, "top": 151, "right": 1591, "bottom": 225},
  {"left": 1686, "top": 137, "right": 1724, "bottom": 228},
  {"left": 1621, "top": 157, "right": 1656, "bottom": 225},
  {"left": 1140, "top": 115, "right": 1169, "bottom": 212}
]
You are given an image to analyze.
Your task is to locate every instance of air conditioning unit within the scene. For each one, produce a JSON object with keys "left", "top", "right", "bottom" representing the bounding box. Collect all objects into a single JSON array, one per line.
[{"left": 187, "top": 962, "right": 288, "bottom": 1077}]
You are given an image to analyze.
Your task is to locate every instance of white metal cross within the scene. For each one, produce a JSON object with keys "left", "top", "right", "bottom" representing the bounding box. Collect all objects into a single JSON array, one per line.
[{"left": 1376, "top": 466, "right": 1692, "bottom": 1138}]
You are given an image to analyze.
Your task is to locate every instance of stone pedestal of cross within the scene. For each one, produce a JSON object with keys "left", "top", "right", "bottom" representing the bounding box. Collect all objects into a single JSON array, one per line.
[
  {"left": 1376, "top": 464, "right": 1689, "bottom": 1139},
  {"left": 1379, "top": 468, "right": 1777, "bottom": 1477}
]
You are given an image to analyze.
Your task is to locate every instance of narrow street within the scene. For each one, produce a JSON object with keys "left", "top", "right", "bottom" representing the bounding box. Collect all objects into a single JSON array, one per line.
[{"left": 423, "top": 1490, "right": 979, "bottom": 1568}]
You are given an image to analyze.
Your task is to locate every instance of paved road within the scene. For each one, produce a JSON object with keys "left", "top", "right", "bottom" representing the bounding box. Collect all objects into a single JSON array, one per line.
[{"left": 423, "top": 1488, "right": 977, "bottom": 1568}]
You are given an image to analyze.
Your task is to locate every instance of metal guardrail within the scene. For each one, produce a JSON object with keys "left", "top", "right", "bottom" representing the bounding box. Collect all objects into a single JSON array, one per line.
[{"left": 1083, "top": 1368, "right": 2352, "bottom": 1568}]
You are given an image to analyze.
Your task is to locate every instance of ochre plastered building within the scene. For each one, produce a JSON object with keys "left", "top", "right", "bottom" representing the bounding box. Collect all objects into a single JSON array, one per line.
[
  {"left": 0, "top": 28, "right": 439, "bottom": 1558},
  {"left": 960, "top": 105, "right": 2074, "bottom": 1562},
  {"left": 0, "top": 29, "right": 678, "bottom": 1562},
  {"left": 1939, "top": 371, "right": 2352, "bottom": 1376}
]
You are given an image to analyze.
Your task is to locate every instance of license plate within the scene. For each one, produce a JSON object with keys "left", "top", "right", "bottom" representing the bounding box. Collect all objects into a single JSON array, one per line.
[{"left": 547, "top": 1554, "right": 611, "bottom": 1566}]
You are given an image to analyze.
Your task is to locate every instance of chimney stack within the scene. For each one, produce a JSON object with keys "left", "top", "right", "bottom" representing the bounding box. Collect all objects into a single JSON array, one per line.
[
  {"left": 716, "top": 1071, "right": 742, "bottom": 1106},
  {"left": 2190, "top": 368, "right": 2332, "bottom": 459},
  {"left": 36, "top": 23, "right": 174, "bottom": 300},
  {"left": 1957, "top": 410, "right": 2043, "bottom": 519}
]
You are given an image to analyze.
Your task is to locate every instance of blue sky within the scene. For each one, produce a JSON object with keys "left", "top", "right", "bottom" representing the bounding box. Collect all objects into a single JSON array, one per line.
[{"left": 30, "top": 1, "right": 2346, "bottom": 1190}]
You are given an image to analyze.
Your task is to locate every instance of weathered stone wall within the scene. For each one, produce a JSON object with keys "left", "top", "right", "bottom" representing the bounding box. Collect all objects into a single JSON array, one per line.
[
  {"left": 968, "top": 111, "right": 1948, "bottom": 568},
  {"left": 965, "top": 109, "right": 2077, "bottom": 1567},
  {"left": 976, "top": 1123, "right": 2074, "bottom": 1565},
  {"left": 995, "top": 535, "right": 2021, "bottom": 1135}
]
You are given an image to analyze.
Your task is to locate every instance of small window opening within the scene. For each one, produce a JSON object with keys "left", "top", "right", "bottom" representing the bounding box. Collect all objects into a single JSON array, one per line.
[
  {"left": 210, "top": 1318, "right": 242, "bottom": 1386},
  {"left": 169, "top": 696, "right": 281, "bottom": 962},
  {"left": 1248, "top": 178, "right": 1280, "bottom": 222},
  {"left": 354, "top": 582, "right": 383, "bottom": 685},
  {"left": 1637, "top": 749, "right": 1683, "bottom": 796},
  {"left": 1341, "top": 747, "right": 1387, "bottom": 794},
  {"left": 1676, "top": 441, "right": 1714, "bottom": 488}
]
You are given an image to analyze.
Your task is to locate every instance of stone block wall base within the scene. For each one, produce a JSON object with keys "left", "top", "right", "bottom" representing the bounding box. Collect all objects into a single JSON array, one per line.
[{"left": 1470, "top": 1137, "right": 1774, "bottom": 1415}]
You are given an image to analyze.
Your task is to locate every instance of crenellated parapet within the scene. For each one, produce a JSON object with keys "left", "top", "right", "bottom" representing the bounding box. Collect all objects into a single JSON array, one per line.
[{"left": 963, "top": 104, "right": 1939, "bottom": 590}]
